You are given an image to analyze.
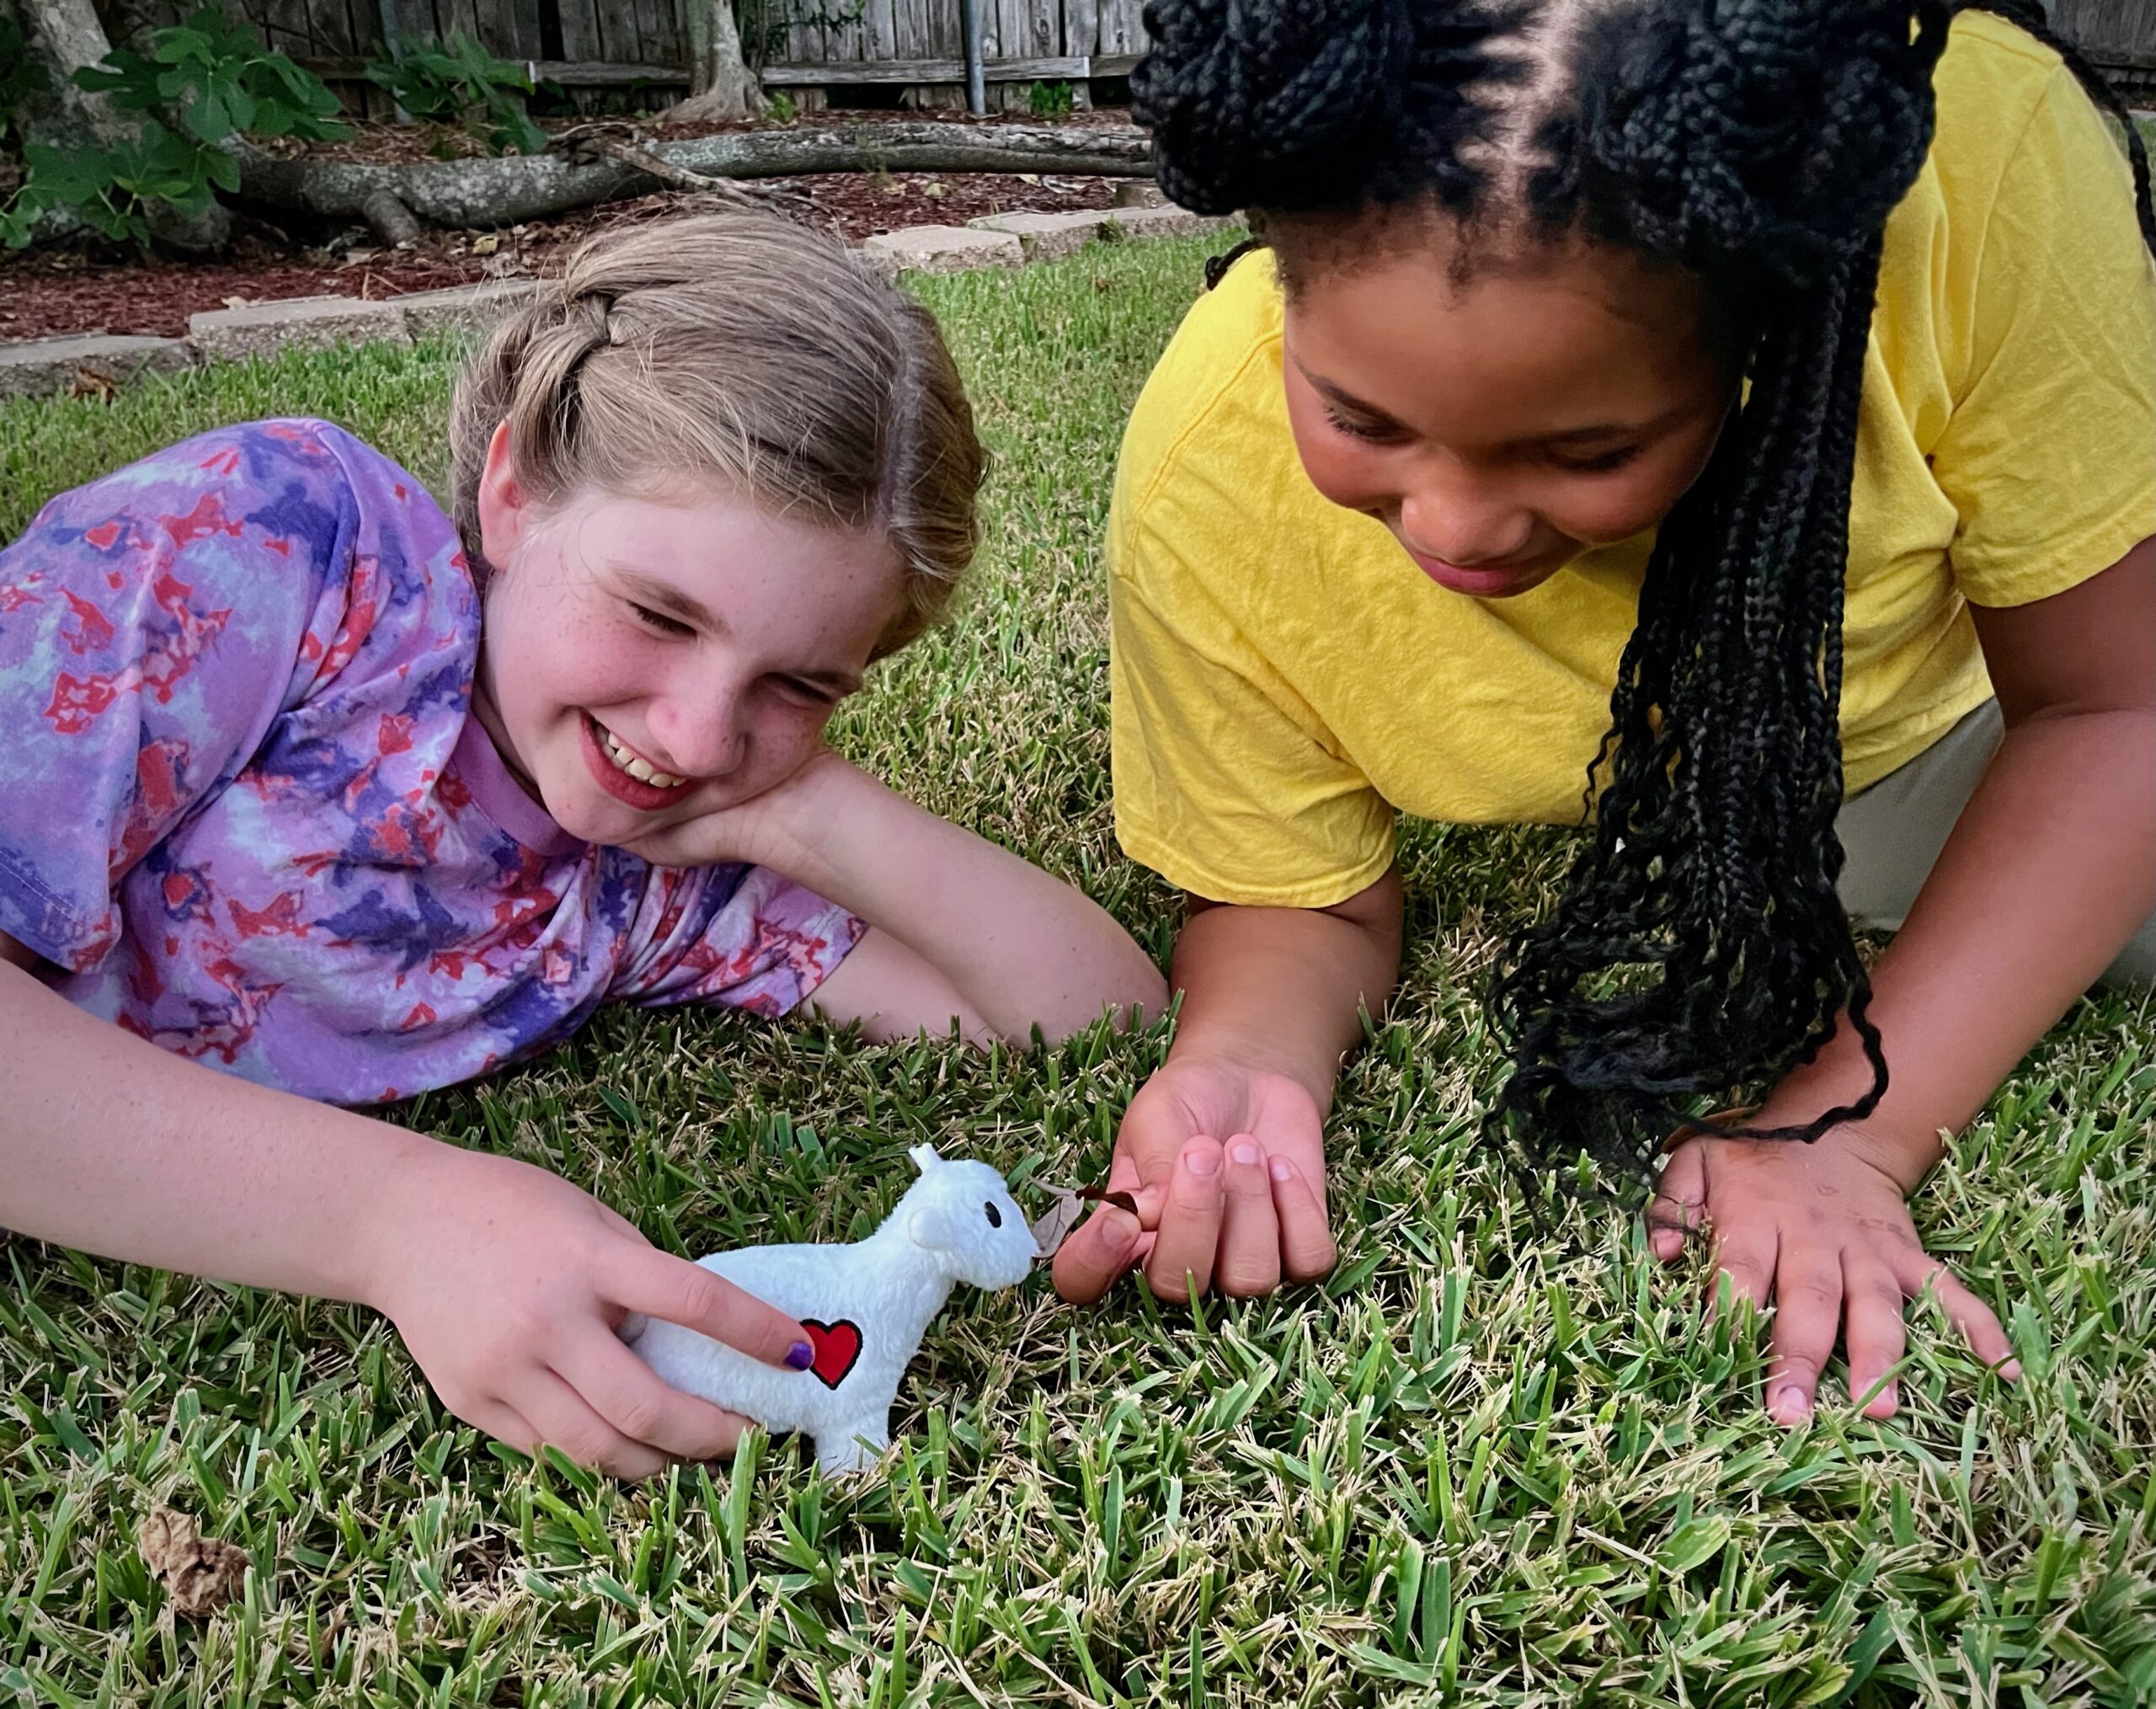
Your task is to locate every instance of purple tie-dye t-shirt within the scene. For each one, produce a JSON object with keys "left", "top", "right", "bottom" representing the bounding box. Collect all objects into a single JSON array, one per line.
[{"left": 0, "top": 418, "right": 862, "bottom": 1105}]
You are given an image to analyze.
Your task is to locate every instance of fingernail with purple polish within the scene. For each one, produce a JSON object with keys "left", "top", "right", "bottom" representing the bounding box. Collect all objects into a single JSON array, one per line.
[{"left": 787, "top": 1340, "right": 815, "bottom": 1370}]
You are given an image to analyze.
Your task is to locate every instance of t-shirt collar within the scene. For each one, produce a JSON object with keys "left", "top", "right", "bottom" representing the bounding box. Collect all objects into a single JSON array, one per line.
[{"left": 451, "top": 714, "right": 585, "bottom": 857}]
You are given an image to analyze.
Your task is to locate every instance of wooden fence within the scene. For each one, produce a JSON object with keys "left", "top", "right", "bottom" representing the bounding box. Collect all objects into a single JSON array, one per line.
[
  {"left": 2053, "top": 0, "right": 2156, "bottom": 97},
  {"left": 99, "top": 0, "right": 1147, "bottom": 113},
  {"left": 755, "top": 0, "right": 1148, "bottom": 109},
  {"left": 95, "top": 1, "right": 2156, "bottom": 115}
]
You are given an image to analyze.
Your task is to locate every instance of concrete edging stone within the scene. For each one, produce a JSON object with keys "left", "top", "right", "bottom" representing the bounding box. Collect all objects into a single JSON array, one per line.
[
  {"left": 0, "top": 207, "right": 1238, "bottom": 403},
  {"left": 0, "top": 333, "right": 197, "bottom": 401}
]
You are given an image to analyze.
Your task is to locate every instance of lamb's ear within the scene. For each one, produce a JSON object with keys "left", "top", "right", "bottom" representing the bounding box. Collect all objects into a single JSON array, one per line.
[
  {"left": 908, "top": 1143, "right": 942, "bottom": 1174},
  {"left": 906, "top": 1203, "right": 959, "bottom": 1252}
]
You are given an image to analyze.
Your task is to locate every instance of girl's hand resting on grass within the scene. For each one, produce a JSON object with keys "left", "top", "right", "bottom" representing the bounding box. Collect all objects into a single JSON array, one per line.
[
  {"left": 1054, "top": 1055, "right": 1337, "bottom": 1303},
  {"left": 1650, "top": 1121, "right": 2020, "bottom": 1424},
  {"left": 366, "top": 1140, "right": 811, "bottom": 1477}
]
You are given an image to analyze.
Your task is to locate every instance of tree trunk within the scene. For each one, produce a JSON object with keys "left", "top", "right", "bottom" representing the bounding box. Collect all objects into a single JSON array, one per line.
[
  {"left": 9, "top": 0, "right": 232, "bottom": 251},
  {"left": 236, "top": 122, "right": 1152, "bottom": 230},
  {"left": 669, "top": 0, "right": 765, "bottom": 125}
]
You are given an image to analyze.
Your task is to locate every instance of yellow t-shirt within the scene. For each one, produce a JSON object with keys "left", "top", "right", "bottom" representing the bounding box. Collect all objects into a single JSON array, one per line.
[{"left": 1108, "top": 13, "right": 2156, "bottom": 910}]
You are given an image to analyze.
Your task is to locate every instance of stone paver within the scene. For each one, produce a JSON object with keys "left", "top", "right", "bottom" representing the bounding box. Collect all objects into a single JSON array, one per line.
[
  {"left": 0, "top": 206, "right": 1254, "bottom": 401},
  {"left": 967, "top": 210, "right": 1110, "bottom": 259},
  {"left": 187, "top": 295, "right": 410, "bottom": 362},
  {"left": 0, "top": 334, "right": 193, "bottom": 399},
  {"left": 395, "top": 278, "right": 542, "bottom": 339},
  {"left": 860, "top": 225, "right": 1024, "bottom": 276},
  {"left": 1101, "top": 205, "right": 1237, "bottom": 242}
]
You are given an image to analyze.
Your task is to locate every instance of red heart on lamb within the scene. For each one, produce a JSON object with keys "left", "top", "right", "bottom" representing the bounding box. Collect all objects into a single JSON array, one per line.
[{"left": 800, "top": 1319, "right": 862, "bottom": 1390}]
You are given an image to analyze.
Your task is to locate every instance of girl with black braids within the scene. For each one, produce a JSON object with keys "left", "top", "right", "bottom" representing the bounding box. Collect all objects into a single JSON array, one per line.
[{"left": 1052, "top": 0, "right": 2156, "bottom": 1426}]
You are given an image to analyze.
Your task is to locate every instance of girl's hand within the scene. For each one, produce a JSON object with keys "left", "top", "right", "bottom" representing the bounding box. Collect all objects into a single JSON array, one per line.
[
  {"left": 1053, "top": 1054, "right": 1337, "bottom": 1303},
  {"left": 619, "top": 749, "right": 841, "bottom": 872},
  {"left": 364, "top": 1141, "right": 811, "bottom": 1478},
  {"left": 1650, "top": 1124, "right": 2020, "bottom": 1423}
]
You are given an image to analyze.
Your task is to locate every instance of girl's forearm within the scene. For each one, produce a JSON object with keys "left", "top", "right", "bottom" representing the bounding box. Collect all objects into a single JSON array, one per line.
[
  {"left": 1166, "top": 869, "right": 1406, "bottom": 1108},
  {"left": 758, "top": 756, "right": 1167, "bottom": 1041},
  {"left": 0, "top": 958, "right": 429, "bottom": 1304},
  {"left": 1765, "top": 708, "right": 2156, "bottom": 1187}
]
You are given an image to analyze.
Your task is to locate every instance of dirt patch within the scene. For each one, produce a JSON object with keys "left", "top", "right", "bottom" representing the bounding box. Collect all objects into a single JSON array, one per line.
[
  {"left": 2, "top": 110, "right": 1139, "bottom": 343},
  {"left": 1, "top": 172, "right": 1123, "bottom": 342}
]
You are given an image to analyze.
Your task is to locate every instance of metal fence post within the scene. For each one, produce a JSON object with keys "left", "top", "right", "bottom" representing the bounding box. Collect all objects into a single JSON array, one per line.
[{"left": 957, "top": 0, "right": 986, "bottom": 115}]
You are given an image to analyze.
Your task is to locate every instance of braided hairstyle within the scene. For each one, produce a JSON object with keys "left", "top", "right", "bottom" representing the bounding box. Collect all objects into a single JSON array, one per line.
[
  {"left": 450, "top": 212, "right": 984, "bottom": 655},
  {"left": 1134, "top": 0, "right": 2156, "bottom": 1187}
]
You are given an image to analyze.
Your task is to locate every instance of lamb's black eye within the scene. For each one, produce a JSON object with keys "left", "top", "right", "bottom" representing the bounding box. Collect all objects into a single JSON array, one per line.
[{"left": 984, "top": 1202, "right": 1003, "bottom": 1227}]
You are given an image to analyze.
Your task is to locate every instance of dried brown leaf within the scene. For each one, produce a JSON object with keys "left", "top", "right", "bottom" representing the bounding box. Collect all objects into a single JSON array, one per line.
[{"left": 138, "top": 1506, "right": 248, "bottom": 1619}]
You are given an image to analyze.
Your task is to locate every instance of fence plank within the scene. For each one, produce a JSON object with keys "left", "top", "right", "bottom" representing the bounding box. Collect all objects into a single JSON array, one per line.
[
  {"left": 555, "top": 0, "right": 601, "bottom": 60},
  {"left": 1061, "top": 0, "right": 1097, "bottom": 56},
  {"left": 1096, "top": 0, "right": 1141, "bottom": 56},
  {"left": 247, "top": 0, "right": 320, "bottom": 58},
  {"left": 865, "top": 0, "right": 899, "bottom": 62},
  {"left": 834, "top": 0, "right": 868, "bottom": 69},
  {"left": 303, "top": 0, "right": 355, "bottom": 58},
  {"left": 510, "top": 0, "right": 545, "bottom": 58}
]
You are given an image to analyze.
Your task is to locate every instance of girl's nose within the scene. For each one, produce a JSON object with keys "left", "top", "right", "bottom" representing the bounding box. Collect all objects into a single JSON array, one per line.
[
  {"left": 1399, "top": 473, "right": 1535, "bottom": 568},
  {"left": 648, "top": 683, "right": 748, "bottom": 781}
]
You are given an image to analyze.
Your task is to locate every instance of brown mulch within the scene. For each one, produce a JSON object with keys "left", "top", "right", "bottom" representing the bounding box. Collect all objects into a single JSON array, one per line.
[{"left": 1, "top": 112, "right": 1137, "bottom": 344}]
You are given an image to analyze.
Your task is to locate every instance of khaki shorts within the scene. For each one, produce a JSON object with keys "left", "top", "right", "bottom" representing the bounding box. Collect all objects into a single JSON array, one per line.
[{"left": 1836, "top": 700, "right": 2156, "bottom": 986}]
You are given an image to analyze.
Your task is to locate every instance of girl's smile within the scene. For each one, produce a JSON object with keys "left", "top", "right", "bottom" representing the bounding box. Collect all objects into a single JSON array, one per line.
[{"left": 582, "top": 713, "right": 696, "bottom": 806}]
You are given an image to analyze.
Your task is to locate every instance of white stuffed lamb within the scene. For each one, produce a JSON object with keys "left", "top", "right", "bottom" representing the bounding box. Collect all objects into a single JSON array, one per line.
[{"left": 623, "top": 1144, "right": 1042, "bottom": 1473}]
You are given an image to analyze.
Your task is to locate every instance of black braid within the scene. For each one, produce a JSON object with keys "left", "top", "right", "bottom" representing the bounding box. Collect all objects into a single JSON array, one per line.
[{"left": 1134, "top": 0, "right": 2156, "bottom": 1193}]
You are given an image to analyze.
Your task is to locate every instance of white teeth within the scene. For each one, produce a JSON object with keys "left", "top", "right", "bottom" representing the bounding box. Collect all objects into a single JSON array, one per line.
[{"left": 595, "top": 723, "right": 687, "bottom": 790}]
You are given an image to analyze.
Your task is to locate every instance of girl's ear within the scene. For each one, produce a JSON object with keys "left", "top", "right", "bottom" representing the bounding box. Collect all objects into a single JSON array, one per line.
[{"left": 475, "top": 420, "right": 529, "bottom": 574}]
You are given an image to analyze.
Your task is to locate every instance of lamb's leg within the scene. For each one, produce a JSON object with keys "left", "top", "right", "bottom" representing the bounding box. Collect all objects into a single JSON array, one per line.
[{"left": 814, "top": 1414, "right": 893, "bottom": 1477}]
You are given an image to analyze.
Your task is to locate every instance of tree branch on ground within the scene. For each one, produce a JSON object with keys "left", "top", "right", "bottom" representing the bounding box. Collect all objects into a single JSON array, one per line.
[
  {"left": 233, "top": 121, "right": 1150, "bottom": 232},
  {"left": 552, "top": 122, "right": 813, "bottom": 215}
]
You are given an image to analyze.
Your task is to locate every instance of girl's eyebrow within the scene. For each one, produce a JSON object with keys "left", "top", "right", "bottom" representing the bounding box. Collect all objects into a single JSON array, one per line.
[{"left": 1299, "top": 362, "right": 1676, "bottom": 445}]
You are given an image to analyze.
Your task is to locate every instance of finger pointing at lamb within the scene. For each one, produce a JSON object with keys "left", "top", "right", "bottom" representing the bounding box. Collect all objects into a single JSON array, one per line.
[{"left": 604, "top": 1244, "right": 812, "bottom": 1370}]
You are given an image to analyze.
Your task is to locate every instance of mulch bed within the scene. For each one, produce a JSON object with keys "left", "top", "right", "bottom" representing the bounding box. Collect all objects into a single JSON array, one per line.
[{"left": 1, "top": 113, "right": 1135, "bottom": 344}]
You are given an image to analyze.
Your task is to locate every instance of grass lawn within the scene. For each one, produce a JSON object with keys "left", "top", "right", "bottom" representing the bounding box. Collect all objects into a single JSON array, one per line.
[{"left": 3, "top": 232, "right": 2155, "bottom": 1706}]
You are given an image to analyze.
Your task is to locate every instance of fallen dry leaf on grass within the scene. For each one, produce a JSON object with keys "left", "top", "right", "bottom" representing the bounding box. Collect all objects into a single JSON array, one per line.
[
  {"left": 1030, "top": 1188, "right": 1083, "bottom": 1257},
  {"left": 138, "top": 1507, "right": 248, "bottom": 1619},
  {"left": 1030, "top": 1183, "right": 1145, "bottom": 1257}
]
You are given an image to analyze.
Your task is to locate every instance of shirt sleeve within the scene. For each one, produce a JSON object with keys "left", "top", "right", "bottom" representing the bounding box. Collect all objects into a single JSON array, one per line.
[
  {"left": 611, "top": 861, "right": 866, "bottom": 1017},
  {"left": 1933, "top": 64, "right": 2156, "bottom": 607},
  {"left": 1109, "top": 481, "right": 1396, "bottom": 909},
  {"left": 0, "top": 423, "right": 359, "bottom": 972}
]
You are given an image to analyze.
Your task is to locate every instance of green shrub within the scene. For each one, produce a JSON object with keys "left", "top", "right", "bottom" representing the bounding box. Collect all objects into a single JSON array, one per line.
[
  {"left": 4, "top": 120, "right": 232, "bottom": 247},
  {"left": 365, "top": 35, "right": 548, "bottom": 158},
  {"left": 74, "top": 7, "right": 347, "bottom": 145},
  {"left": 1, "top": 7, "right": 344, "bottom": 249},
  {"left": 1027, "top": 78, "right": 1075, "bottom": 119}
]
